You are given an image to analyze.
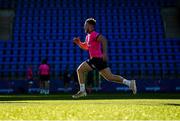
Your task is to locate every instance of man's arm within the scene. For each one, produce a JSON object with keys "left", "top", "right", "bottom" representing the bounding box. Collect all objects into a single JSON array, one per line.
[
  {"left": 73, "top": 37, "right": 88, "bottom": 51},
  {"left": 97, "top": 35, "right": 108, "bottom": 61}
]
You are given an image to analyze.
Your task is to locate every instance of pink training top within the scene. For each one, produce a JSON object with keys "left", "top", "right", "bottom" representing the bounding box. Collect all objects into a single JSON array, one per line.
[
  {"left": 85, "top": 31, "right": 103, "bottom": 58},
  {"left": 39, "top": 64, "right": 50, "bottom": 76}
]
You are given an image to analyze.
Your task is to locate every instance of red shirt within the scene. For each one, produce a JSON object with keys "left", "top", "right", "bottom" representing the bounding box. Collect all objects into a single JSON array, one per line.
[{"left": 27, "top": 67, "right": 33, "bottom": 80}]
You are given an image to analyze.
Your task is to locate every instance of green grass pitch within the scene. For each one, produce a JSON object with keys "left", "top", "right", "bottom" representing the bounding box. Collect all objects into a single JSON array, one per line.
[{"left": 0, "top": 93, "right": 180, "bottom": 120}]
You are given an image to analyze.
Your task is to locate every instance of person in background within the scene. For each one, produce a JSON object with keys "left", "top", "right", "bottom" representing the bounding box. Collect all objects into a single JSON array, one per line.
[
  {"left": 26, "top": 65, "right": 33, "bottom": 93},
  {"left": 38, "top": 59, "right": 50, "bottom": 95}
]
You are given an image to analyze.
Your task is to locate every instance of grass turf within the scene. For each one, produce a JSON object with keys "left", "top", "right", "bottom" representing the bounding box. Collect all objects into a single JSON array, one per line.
[{"left": 0, "top": 93, "right": 179, "bottom": 120}]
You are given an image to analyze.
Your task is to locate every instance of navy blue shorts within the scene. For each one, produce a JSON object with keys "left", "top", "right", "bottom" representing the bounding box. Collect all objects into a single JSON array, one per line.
[
  {"left": 86, "top": 58, "right": 108, "bottom": 71},
  {"left": 39, "top": 75, "right": 50, "bottom": 81}
]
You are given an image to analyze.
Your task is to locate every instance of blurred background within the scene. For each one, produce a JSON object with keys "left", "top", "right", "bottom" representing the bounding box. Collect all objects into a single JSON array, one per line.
[{"left": 0, "top": 0, "right": 179, "bottom": 94}]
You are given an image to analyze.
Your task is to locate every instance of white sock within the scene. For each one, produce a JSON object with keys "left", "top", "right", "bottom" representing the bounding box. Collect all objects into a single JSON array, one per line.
[
  {"left": 123, "top": 79, "right": 131, "bottom": 87},
  {"left": 80, "top": 83, "right": 85, "bottom": 92}
]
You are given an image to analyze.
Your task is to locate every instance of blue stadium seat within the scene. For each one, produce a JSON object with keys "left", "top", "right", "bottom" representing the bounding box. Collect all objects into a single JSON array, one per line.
[{"left": 0, "top": 0, "right": 178, "bottom": 81}]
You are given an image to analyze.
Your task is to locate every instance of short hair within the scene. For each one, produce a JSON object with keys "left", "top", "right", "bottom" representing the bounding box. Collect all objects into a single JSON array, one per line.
[{"left": 85, "top": 18, "right": 96, "bottom": 26}]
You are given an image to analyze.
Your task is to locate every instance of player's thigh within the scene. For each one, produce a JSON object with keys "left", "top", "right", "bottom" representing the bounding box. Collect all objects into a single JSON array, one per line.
[{"left": 77, "top": 61, "right": 93, "bottom": 72}]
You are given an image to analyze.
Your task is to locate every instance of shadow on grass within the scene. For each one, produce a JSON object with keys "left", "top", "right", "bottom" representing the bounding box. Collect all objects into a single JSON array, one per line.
[
  {"left": 164, "top": 103, "right": 180, "bottom": 106},
  {"left": 0, "top": 93, "right": 180, "bottom": 101}
]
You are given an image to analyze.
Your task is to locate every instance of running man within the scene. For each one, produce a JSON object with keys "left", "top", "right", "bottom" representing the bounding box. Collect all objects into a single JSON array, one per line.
[{"left": 72, "top": 18, "right": 137, "bottom": 98}]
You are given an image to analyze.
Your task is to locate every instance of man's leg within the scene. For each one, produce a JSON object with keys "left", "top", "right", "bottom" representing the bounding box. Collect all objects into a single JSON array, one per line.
[
  {"left": 45, "top": 81, "right": 50, "bottom": 94},
  {"left": 99, "top": 67, "right": 137, "bottom": 94},
  {"left": 72, "top": 61, "right": 93, "bottom": 98},
  {"left": 39, "top": 80, "right": 43, "bottom": 94},
  {"left": 42, "top": 81, "right": 46, "bottom": 94}
]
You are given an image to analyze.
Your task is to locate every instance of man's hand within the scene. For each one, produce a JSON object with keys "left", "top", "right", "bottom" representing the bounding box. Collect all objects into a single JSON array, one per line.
[
  {"left": 73, "top": 37, "right": 81, "bottom": 45},
  {"left": 73, "top": 37, "right": 88, "bottom": 51}
]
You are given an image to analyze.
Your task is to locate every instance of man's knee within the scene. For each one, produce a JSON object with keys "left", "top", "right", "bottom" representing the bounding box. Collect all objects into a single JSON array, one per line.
[{"left": 77, "top": 66, "right": 83, "bottom": 73}]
